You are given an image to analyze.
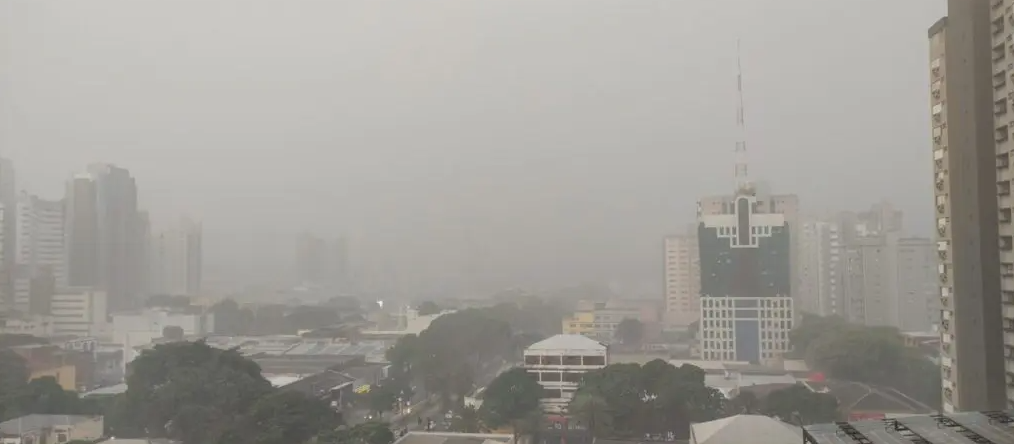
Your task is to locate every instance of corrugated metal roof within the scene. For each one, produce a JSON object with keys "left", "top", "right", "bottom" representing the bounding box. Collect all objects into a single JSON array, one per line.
[{"left": 691, "top": 415, "right": 800, "bottom": 444}]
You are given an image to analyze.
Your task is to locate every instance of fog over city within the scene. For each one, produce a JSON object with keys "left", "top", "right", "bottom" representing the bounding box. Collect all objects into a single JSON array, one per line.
[{"left": 0, "top": 0, "right": 945, "bottom": 292}]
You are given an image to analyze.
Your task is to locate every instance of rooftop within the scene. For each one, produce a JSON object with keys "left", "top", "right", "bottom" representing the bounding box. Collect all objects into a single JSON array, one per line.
[
  {"left": 202, "top": 335, "right": 390, "bottom": 360},
  {"left": 803, "top": 410, "right": 1014, "bottom": 444},
  {"left": 0, "top": 415, "right": 99, "bottom": 434},
  {"left": 526, "top": 334, "right": 606, "bottom": 352},
  {"left": 394, "top": 432, "right": 513, "bottom": 444},
  {"left": 691, "top": 414, "right": 800, "bottom": 444}
]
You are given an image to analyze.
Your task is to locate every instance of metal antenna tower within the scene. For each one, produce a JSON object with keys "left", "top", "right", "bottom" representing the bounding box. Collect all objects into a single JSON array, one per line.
[{"left": 734, "top": 39, "right": 751, "bottom": 193}]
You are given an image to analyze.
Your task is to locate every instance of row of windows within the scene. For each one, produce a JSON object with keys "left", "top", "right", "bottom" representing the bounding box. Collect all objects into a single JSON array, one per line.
[
  {"left": 532, "top": 371, "right": 585, "bottom": 383},
  {"left": 702, "top": 298, "right": 790, "bottom": 308},
  {"left": 702, "top": 330, "right": 788, "bottom": 341},
  {"left": 523, "top": 355, "right": 606, "bottom": 366},
  {"left": 702, "top": 309, "right": 792, "bottom": 318}
]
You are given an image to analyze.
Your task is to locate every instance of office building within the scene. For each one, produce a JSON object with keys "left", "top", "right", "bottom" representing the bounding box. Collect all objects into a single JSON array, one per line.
[
  {"left": 664, "top": 227, "right": 701, "bottom": 327},
  {"left": 15, "top": 192, "right": 65, "bottom": 285},
  {"left": 523, "top": 334, "right": 608, "bottom": 413},
  {"left": 698, "top": 192, "right": 800, "bottom": 311},
  {"left": 149, "top": 217, "right": 203, "bottom": 296},
  {"left": 562, "top": 300, "right": 660, "bottom": 341},
  {"left": 796, "top": 219, "right": 844, "bottom": 317},
  {"left": 697, "top": 187, "right": 794, "bottom": 364},
  {"left": 928, "top": 7, "right": 1008, "bottom": 412},
  {"left": 50, "top": 289, "right": 108, "bottom": 337},
  {"left": 64, "top": 166, "right": 146, "bottom": 313}
]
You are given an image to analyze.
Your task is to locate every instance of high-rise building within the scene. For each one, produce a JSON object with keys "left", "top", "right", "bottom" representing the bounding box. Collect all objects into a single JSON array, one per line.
[
  {"left": 0, "top": 157, "right": 16, "bottom": 311},
  {"left": 295, "top": 232, "right": 327, "bottom": 285},
  {"left": 149, "top": 217, "right": 203, "bottom": 296},
  {"left": 697, "top": 187, "right": 794, "bottom": 363},
  {"left": 841, "top": 233, "right": 940, "bottom": 331},
  {"left": 663, "top": 226, "right": 700, "bottom": 327},
  {"left": 11, "top": 192, "right": 65, "bottom": 314},
  {"left": 928, "top": 6, "right": 1008, "bottom": 412},
  {"left": 796, "top": 219, "right": 844, "bottom": 317},
  {"left": 64, "top": 165, "right": 145, "bottom": 314}
]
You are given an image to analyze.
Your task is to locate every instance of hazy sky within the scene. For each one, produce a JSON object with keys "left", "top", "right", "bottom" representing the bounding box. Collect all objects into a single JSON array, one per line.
[{"left": 0, "top": 0, "right": 946, "bottom": 291}]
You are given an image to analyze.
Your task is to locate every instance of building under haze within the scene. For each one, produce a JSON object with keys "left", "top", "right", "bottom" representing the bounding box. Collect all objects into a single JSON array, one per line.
[
  {"left": 928, "top": 8, "right": 1009, "bottom": 412},
  {"left": 149, "top": 217, "right": 203, "bottom": 296},
  {"left": 796, "top": 218, "right": 843, "bottom": 317},
  {"left": 64, "top": 165, "right": 146, "bottom": 314},
  {"left": 696, "top": 186, "right": 793, "bottom": 363},
  {"left": 663, "top": 225, "right": 701, "bottom": 328},
  {"left": 0, "top": 157, "right": 16, "bottom": 311}
]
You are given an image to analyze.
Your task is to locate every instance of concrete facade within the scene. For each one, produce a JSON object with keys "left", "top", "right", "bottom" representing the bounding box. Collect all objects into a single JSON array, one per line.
[{"left": 928, "top": 4, "right": 1008, "bottom": 412}]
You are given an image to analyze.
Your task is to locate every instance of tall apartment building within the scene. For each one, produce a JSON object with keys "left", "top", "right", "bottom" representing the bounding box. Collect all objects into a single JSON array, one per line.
[
  {"left": 928, "top": 5, "right": 1008, "bottom": 412},
  {"left": 15, "top": 192, "right": 65, "bottom": 284},
  {"left": 149, "top": 217, "right": 203, "bottom": 296},
  {"left": 663, "top": 226, "right": 700, "bottom": 327},
  {"left": 295, "top": 232, "right": 328, "bottom": 285},
  {"left": 697, "top": 187, "right": 794, "bottom": 363},
  {"left": 841, "top": 233, "right": 940, "bottom": 331},
  {"left": 796, "top": 219, "right": 844, "bottom": 317}
]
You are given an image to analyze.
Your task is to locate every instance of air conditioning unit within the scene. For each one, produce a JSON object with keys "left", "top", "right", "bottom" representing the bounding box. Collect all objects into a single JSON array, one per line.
[
  {"left": 938, "top": 226, "right": 947, "bottom": 236},
  {"left": 933, "top": 90, "right": 941, "bottom": 100},
  {"left": 938, "top": 204, "right": 946, "bottom": 214},
  {"left": 934, "top": 135, "right": 942, "bottom": 143},
  {"left": 941, "top": 273, "right": 948, "bottom": 283}
]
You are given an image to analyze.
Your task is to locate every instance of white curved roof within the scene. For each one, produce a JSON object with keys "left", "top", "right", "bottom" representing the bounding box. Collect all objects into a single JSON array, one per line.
[
  {"left": 525, "top": 334, "right": 606, "bottom": 351},
  {"left": 691, "top": 414, "right": 801, "bottom": 444}
]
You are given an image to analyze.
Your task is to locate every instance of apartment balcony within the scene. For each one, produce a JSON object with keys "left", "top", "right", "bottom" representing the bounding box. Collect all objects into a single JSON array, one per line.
[
  {"left": 1003, "top": 207, "right": 1013, "bottom": 226},
  {"left": 1002, "top": 235, "right": 1014, "bottom": 251}
]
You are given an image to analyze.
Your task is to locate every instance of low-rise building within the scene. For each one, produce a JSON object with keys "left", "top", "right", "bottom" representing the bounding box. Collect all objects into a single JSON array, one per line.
[
  {"left": 523, "top": 334, "right": 608, "bottom": 413},
  {"left": 562, "top": 300, "right": 660, "bottom": 342},
  {"left": 0, "top": 415, "right": 103, "bottom": 444}
]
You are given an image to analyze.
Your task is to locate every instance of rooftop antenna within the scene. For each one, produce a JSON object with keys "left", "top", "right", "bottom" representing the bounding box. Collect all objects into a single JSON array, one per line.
[{"left": 734, "top": 39, "right": 753, "bottom": 194}]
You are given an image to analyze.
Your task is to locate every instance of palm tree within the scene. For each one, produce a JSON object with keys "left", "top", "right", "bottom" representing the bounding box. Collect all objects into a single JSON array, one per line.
[{"left": 569, "top": 393, "right": 612, "bottom": 443}]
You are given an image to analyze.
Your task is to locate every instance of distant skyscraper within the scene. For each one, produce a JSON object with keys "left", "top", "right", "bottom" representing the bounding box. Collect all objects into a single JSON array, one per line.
[
  {"left": 796, "top": 218, "right": 843, "bottom": 317},
  {"left": 149, "top": 217, "right": 202, "bottom": 296},
  {"left": 928, "top": 8, "right": 1008, "bottom": 413},
  {"left": 64, "top": 165, "right": 145, "bottom": 314},
  {"left": 12, "top": 192, "right": 65, "bottom": 314},
  {"left": 295, "top": 232, "right": 328, "bottom": 285},
  {"left": 0, "top": 157, "right": 16, "bottom": 311}
]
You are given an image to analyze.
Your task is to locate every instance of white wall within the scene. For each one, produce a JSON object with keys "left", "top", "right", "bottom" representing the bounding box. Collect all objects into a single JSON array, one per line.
[
  {"left": 113, "top": 308, "right": 214, "bottom": 371},
  {"left": 51, "top": 290, "right": 108, "bottom": 338}
]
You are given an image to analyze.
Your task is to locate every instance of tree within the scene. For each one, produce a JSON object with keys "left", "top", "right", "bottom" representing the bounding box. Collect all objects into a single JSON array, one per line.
[
  {"left": 450, "top": 406, "right": 483, "bottom": 433},
  {"left": 569, "top": 393, "right": 611, "bottom": 442},
  {"left": 162, "top": 325, "right": 185, "bottom": 341},
  {"left": 222, "top": 390, "right": 341, "bottom": 444},
  {"left": 210, "top": 299, "right": 255, "bottom": 335},
  {"left": 417, "top": 301, "right": 441, "bottom": 316},
  {"left": 367, "top": 385, "right": 398, "bottom": 417},
  {"left": 728, "top": 390, "right": 759, "bottom": 414},
  {"left": 614, "top": 319, "right": 644, "bottom": 346},
  {"left": 795, "top": 314, "right": 941, "bottom": 409},
  {"left": 318, "top": 422, "right": 394, "bottom": 444},
  {"left": 1, "top": 377, "right": 86, "bottom": 420},
  {"left": 118, "top": 340, "right": 273, "bottom": 443},
  {"left": 479, "top": 368, "right": 542, "bottom": 444},
  {"left": 573, "top": 359, "right": 724, "bottom": 440},
  {"left": 763, "top": 384, "right": 838, "bottom": 425}
]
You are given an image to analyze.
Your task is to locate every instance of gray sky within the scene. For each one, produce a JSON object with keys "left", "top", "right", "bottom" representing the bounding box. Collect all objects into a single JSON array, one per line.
[{"left": 0, "top": 0, "right": 946, "bottom": 292}]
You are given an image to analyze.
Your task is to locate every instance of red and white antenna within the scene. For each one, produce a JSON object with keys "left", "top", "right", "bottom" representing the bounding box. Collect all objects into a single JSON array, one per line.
[{"left": 734, "top": 39, "right": 752, "bottom": 193}]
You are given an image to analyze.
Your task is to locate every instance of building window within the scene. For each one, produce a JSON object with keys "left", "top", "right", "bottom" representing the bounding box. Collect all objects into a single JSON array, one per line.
[
  {"left": 540, "top": 372, "right": 562, "bottom": 382},
  {"left": 542, "top": 356, "right": 562, "bottom": 365},
  {"left": 583, "top": 356, "right": 605, "bottom": 366}
]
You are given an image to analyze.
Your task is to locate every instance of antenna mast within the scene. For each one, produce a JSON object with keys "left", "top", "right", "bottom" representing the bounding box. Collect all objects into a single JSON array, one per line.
[{"left": 734, "top": 39, "right": 751, "bottom": 193}]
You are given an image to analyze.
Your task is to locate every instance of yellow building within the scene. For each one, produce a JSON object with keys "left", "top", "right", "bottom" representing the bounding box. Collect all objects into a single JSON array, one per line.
[
  {"left": 31, "top": 365, "right": 77, "bottom": 391},
  {"left": 561, "top": 311, "right": 595, "bottom": 336}
]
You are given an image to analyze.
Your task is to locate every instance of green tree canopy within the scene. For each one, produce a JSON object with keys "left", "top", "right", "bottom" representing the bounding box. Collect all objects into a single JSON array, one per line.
[
  {"left": 793, "top": 314, "right": 941, "bottom": 409},
  {"left": 573, "top": 359, "right": 724, "bottom": 440},
  {"left": 416, "top": 301, "right": 441, "bottom": 316},
  {"left": 614, "top": 319, "right": 644, "bottom": 346},
  {"left": 762, "top": 384, "right": 839, "bottom": 425},
  {"left": 479, "top": 368, "right": 542, "bottom": 443}
]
